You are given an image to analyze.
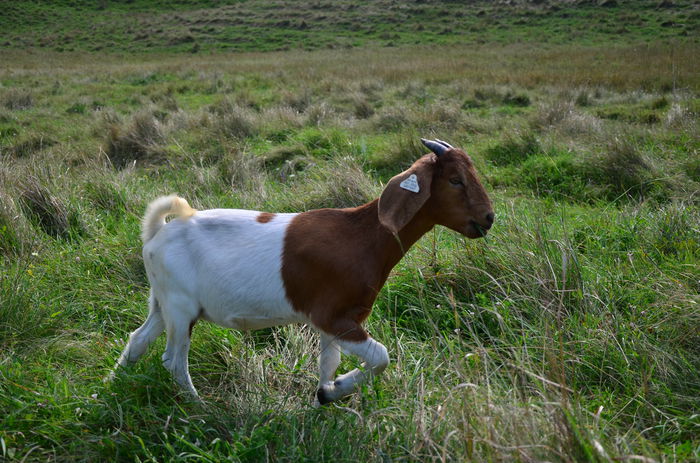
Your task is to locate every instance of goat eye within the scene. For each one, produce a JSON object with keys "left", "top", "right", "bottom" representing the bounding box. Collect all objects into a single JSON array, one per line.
[{"left": 449, "top": 178, "right": 462, "bottom": 186}]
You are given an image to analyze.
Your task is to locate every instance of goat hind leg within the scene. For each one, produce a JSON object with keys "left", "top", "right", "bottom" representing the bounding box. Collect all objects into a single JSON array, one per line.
[
  {"left": 317, "top": 336, "right": 389, "bottom": 404},
  {"left": 314, "top": 332, "right": 341, "bottom": 406},
  {"left": 162, "top": 309, "right": 200, "bottom": 401}
]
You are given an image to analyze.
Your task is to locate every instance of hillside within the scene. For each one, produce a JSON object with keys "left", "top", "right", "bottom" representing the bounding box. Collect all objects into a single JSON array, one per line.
[{"left": 1, "top": 0, "right": 698, "bottom": 53}]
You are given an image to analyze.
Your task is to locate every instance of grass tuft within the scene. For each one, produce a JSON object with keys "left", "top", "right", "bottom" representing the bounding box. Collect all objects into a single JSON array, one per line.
[
  {"left": 531, "top": 100, "right": 603, "bottom": 136},
  {"left": 18, "top": 176, "right": 84, "bottom": 239},
  {"left": 6, "top": 134, "right": 55, "bottom": 158},
  {"left": 82, "top": 180, "right": 129, "bottom": 215},
  {"left": 370, "top": 134, "right": 426, "bottom": 172},
  {"left": 373, "top": 105, "right": 412, "bottom": 132},
  {"left": 285, "top": 157, "right": 378, "bottom": 210},
  {"left": 210, "top": 99, "right": 259, "bottom": 140},
  {"left": 0, "top": 189, "right": 26, "bottom": 257},
  {"left": 351, "top": 94, "right": 375, "bottom": 119},
  {"left": 105, "top": 109, "right": 166, "bottom": 168},
  {"left": 585, "top": 136, "right": 668, "bottom": 201},
  {"left": 486, "top": 130, "right": 541, "bottom": 166},
  {"left": 1, "top": 88, "right": 33, "bottom": 110}
]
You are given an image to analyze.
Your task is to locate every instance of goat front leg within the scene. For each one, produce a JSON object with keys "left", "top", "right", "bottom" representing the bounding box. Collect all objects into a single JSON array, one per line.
[{"left": 316, "top": 326, "right": 389, "bottom": 405}]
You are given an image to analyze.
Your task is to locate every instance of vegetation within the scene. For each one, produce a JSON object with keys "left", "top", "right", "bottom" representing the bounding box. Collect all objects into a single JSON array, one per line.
[
  {"left": 1, "top": 0, "right": 698, "bottom": 53},
  {"left": 1, "top": 2, "right": 699, "bottom": 461}
]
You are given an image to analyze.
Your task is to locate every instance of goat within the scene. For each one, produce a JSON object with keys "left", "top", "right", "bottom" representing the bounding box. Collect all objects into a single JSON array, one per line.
[{"left": 111, "top": 138, "right": 494, "bottom": 405}]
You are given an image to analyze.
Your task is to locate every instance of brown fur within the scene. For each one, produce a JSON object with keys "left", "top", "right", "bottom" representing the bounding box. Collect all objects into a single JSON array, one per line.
[
  {"left": 281, "top": 148, "right": 493, "bottom": 342},
  {"left": 256, "top": 212, "right": 276, "bottom": 223}
]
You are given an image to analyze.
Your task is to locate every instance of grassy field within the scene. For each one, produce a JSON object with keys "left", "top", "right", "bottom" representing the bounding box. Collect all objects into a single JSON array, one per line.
[
  {"left": 1, "top": 0, "right": 698, "bottom": 53},
  {"left": 1, "top": 3, "right": 700, "bottom": 461}
]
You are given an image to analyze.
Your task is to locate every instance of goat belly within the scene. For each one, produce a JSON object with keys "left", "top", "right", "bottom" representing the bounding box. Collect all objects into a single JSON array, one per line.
[{"left": 144, "top": 208, "right": 308, "bottom": 331}]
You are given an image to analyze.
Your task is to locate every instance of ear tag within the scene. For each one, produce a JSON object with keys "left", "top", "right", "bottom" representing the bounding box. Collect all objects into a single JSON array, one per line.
[{"left": 399, "top": 174, "right": 420, "bottom": 193}]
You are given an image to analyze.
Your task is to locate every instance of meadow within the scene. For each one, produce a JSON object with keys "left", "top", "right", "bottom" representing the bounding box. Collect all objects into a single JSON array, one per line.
[
  {"left": 2, "top": 0, "right": 697, "bottom": 53},
  {"left": 1, "top": 37, "right": 699, "bottom": 462}
]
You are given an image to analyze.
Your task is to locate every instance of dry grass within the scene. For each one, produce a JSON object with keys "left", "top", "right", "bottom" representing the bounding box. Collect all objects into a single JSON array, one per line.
[
  {"left": 209, "top": 99, "right": 259, "bottom": 140},
  {"left": 1, "top": 88, "right": 33, "bottom": 110},
  {"left": 17, "top": 177, "right": 77, "bottom": 239},
  {"left": 2, "top": 43, "right": 698, "bottom": 92},
  {"left": 0, "top": 189, "right": 25, "bottom": 257},
  {"left": 285, "top": 157, "right": 379, "bottom": 211},
  {"left": 105, "top": 108, "right": 167, "bottom": 168},
  {"left": 587, "top": 136, "right": 669, "bottom": 201}
]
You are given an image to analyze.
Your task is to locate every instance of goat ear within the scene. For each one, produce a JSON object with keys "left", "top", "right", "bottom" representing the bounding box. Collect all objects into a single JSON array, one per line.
[{"left": 378, "top": 155, "right": 436, "bottom": 234}]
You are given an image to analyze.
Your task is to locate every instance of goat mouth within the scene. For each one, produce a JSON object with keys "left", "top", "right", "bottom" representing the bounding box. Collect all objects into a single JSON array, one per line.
[{"left": 470, "top": 221, "right": 489, "bottom": 238}]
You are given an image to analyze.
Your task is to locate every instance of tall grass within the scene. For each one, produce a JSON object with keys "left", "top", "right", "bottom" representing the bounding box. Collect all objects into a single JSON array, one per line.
[{"left": 0, "top": 43, "right": 698, "bottom": 462}]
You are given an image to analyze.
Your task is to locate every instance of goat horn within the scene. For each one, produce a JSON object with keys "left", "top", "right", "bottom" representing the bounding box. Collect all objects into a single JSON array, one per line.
[
  {"left": 435, "top": 139, "right": 453, "bottom": 149},
  {"left": 420, "top": 138, "right": 448, "bottom": 156}
]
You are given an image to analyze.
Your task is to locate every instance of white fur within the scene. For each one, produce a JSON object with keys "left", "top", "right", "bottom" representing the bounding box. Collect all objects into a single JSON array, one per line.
[
  {"left": 144, "top": 209, "right": 305, "bottom": 331},
  {"left": 317, "top": 338, "right": 389, "bottom": 403},
  {"left": 113, "top": 206, "right": 306, "bottom": 398}
]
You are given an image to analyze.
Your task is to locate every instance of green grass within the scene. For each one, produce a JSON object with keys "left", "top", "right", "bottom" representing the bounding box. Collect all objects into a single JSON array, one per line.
[
  {"left": 1, "top": 0, "right": 698, "bottom": 53},
  {"left": 1, "top": 32, "right": 699, "bottom": 463}
]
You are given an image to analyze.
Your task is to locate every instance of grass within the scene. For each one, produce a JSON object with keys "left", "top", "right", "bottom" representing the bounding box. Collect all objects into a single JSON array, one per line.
[
  {"left": 1, "top": 0, "right": 698, "bottom": 53},
  {"left": 0, "top": 23, "right": 699, "bottom": 463}
]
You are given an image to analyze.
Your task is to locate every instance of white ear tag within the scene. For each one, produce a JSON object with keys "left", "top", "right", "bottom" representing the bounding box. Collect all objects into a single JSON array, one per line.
[{"left": 399, "top": 174, "right": 420, "bottom": 193}]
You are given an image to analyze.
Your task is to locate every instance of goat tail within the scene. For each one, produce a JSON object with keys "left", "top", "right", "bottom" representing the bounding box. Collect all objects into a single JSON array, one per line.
[{"left": 141, "top": 195, "right": 196, "bottom": 244}]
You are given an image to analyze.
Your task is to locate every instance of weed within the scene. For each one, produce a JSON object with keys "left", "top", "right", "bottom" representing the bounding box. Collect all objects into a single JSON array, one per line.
[
  {"left": 262, "top": 144, "right": 308, "bottom": 169},
  {"left": 575, "top": 89, "right": 591, "bottom": 107},
  {"left": 259, "top": 105, "right": 305, "bottom": 141},
  {"left": 665, "top": 103, "right": 694, "bottom": 128},
  {"left": 531, "top": 100, "right": 575, "bottom": 130},
  {"left": 304, "top": 101, "right": 337, "bottom": 127},
  {"left": 282, "top": 88, "right": 313, "bottom": 113},
  {"left": 420, "top": 103, "right": 465, "bottom": 131},
  {"left": 519, "top": 154, "right": 587, "bottom": 201},
  {"left": 651, "top": 202, "right": 700, "bottom": 257},
  {"left": 684, "top": 157, "right": 700, "bottom": 182},
  {"left": 595, "top": 105, "right": 661, "bottom": 124},
  {"left": 531, "top": 100, "right": 603, "bottom": 136},
  {"left": 217, "top": 149, "right": 269, "bottom": 207},
  {"left": 651, "top": 96, "right": 670, "bottom": 110},
  {"left": 502, "top": 90, "right": 531, "bottom": 107}
]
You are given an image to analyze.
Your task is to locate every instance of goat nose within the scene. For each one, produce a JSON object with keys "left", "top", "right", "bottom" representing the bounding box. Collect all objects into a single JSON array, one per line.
[{"left": 485, "top": 212, "right": 495, "bottom": 227}]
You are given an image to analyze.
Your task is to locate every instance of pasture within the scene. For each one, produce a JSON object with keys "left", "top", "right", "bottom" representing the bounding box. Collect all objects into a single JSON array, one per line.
[{"left": 1, "top": 22, "right": 699, "bottom": 463}]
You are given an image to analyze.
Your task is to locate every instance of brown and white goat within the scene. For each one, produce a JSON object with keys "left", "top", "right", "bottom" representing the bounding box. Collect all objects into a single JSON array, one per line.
[{"left": 111, "top": 138, "right": 494, "bottom": 404}]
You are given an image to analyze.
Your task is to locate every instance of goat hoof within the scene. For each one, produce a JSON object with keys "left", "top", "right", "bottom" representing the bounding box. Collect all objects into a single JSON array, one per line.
[{"left": 316, "top": 387, "right": 333, "bottom": 406}]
